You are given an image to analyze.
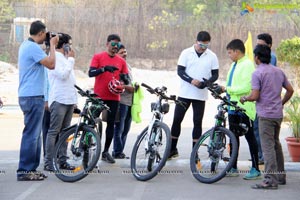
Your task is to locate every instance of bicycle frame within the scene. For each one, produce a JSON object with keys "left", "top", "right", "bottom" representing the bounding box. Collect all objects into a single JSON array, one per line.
[{"left": 70, "top": 85, "right": 109, "bottom": 156}]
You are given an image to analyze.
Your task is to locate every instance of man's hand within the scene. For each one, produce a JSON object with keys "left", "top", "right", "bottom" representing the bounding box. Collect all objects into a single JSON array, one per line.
[
  {"left": 211, "top": 84, "right": 224, "bottom": 95},
  {"left": 50, "top": 35, "right": 59, "bottom": 47},
  {"left": 104, "top": 66, "right": 118, "bottom": 73},
  {"left": 240, "top": 96, "right": 247, "bottom": 104}
]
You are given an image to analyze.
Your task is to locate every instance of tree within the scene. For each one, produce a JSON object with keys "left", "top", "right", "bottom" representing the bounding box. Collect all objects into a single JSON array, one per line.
[{"left": 0, "top": 0, "right": 15, "bottom": 27}]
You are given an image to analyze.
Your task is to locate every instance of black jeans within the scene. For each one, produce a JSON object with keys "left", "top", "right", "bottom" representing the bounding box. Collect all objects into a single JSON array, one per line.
[
  {"left": 171, "top": 97, "right": 205, "bottom": 142},
  {"left": 229, "top": 114, "right": 259, "bottom": 170}
]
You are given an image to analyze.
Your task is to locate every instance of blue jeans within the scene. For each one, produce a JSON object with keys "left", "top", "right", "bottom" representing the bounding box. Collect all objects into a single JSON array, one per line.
[
  {"left": 42, "top": 108, "right": 51, "bottom": 157},
  {"left": 254, "top": 115, "right": 264, "bottom": 161},
  {"left": 113, "top": 104, "right": 132, "bottom": 156},
  {"left": 17, "top": 96, "right": 44, "bottom": 177}
]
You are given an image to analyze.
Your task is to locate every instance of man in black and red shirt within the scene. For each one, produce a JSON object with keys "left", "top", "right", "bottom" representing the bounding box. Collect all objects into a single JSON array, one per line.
[{"left": 89, "top": 34, "right": 128, "bottom": 163}]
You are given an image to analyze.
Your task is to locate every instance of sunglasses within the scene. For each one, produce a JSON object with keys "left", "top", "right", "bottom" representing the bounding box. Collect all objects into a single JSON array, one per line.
[
  {"left": 198, "top": 42, "right": 210, "bottom": 49},
  {"left": 111, "top": 41, "right": 121, "bottom": 48}
]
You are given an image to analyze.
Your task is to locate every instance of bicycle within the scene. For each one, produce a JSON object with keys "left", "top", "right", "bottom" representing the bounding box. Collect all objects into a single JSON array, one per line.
[
  {"left": 130, "top": 83, "right": 185, "bottom": 181},
  {"left": 190, "top": 81, "right": 247, "bottom": 184},
  {"left": 52, "top": 85, "right": 109, "bottom": 182}
]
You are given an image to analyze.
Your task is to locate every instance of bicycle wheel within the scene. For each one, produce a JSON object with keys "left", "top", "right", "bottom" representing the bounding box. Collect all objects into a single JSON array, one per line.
[
  {"left": 130, "top": 121, "right": 171, "bottom": 181},
  {"left": 190, "top": 126, "right": 238, "bottom": 184},
  {"left": 53, "top": 124, "right": 101, "bottom": 182}
]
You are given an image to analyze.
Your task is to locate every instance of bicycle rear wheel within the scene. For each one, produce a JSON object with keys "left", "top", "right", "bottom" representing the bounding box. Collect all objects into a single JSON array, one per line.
[
  {"left": 190, "top": 127, "right": 238, "bottom": 184},
  {"left": 53, "top": 124, "right": 101, "bottom": 182},
  {"left": 130, "top": 121, "right": 171, "bottom": 181}
]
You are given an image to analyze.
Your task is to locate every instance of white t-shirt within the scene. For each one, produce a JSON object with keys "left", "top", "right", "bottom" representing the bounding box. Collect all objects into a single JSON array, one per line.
[
  {"left": 177, "top": 46, "right": 219, "bottom": 100},
  {"left": 48, "top": 51, "right": 77, "bottom": 106}
]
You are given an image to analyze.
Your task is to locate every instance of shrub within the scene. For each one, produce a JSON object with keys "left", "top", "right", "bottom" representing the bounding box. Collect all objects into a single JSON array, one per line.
[{"left": 276, "top": 36, "right": 300, "bottom": 66}]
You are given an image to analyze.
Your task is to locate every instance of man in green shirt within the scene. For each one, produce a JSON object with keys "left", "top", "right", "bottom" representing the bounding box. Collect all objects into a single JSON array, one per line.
[{"left": 219, "top": 39, "right": 261, "bottom": 180}]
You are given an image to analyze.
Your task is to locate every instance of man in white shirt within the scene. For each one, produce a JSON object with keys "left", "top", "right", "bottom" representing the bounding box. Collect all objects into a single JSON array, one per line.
[
  {"left": 168, "top": 31, "right": 219, "bottom": 159},
  {"left": 44, "top": 33, "right": 77, "bottom": 171}
]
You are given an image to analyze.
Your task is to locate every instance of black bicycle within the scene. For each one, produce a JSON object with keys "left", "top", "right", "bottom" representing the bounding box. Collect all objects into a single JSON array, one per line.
[
  {"left": 52, "top": 85, "right": 109, "bottom": 182},
  {"left": 130, "top": 83, "right": 185, "bottom": 181},
  {"left": 190, "top": 81, "right": 246, "bottom": 184}
]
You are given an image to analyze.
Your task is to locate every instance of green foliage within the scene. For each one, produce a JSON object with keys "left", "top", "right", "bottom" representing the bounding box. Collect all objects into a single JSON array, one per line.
[
  {"left": 276, "top": 36, "right": 300, "bottom": 66},
  {"left": 285, "top": 95, "right": 300, "bottom": 138},
  {"left": 148, "top": 10, "right": 179, "bottom": 30},
  {"left": 0, "top": 0, "right": 15, "bottom": 23},
  {"left": 147, "top": 40, "right": 168, "bottom": 50},
  {"left": 0, "top": 52, "right": 10, "bottom": 62}
]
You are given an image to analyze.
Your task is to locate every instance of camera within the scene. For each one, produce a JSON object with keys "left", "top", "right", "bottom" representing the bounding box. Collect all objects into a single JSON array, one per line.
[{"left": 44, "top": 31, "right": 63, "bottom": 47}]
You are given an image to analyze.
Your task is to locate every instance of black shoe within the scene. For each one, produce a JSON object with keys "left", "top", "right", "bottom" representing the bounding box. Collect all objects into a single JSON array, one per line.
[
  {"left": 168, "top": 149, "right": 179, "bottom": 160},
  {"left": 44, "top": 165, "right": 54, "bottom": 172},
  {"left": 113, "top": 152, "right": 129, "bottom": 159},
  {"left": 102, "top": 152, "right": 115, "bottom": 163},
  {"left": 195, "top": 153, "right": 200, "bottom": 164},
  {"left": 258, "top": 159, "right": 264, "bottom": 165},
  {"left": 60, "top": 162, "right": 75, "bottom": 170},
  {"left": 278, "top": 179, "right": 286, "bottom": 185}
]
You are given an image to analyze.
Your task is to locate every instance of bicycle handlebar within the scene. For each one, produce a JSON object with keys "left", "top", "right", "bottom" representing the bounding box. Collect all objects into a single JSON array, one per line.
[
  {"left": 74, "top": 85, "right": 110, "bottom": 110},
  {"left": 202, "top": 79, "right": 246, "bottom": 113},
  {"left": 141, "top": 83, "right": 186, "bottom": 109}
]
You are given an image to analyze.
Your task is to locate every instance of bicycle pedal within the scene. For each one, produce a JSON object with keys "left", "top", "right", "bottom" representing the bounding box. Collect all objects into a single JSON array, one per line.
[{"left": 73, "top": 166, "right": 82, "bottom": 172}]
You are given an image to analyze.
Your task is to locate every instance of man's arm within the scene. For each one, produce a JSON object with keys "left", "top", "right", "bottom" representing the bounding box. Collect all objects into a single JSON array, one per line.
[
  {"left": 88, "top": 66, "right": 118, "bottom": 77},
  {"left": 282, "top": 82, "right": 294, "bottom": 105},
  {"left": 207, "top": 69, "right": 219, "bottom": 83},
  {"left": 177, "top": 65, "right": 193, "bottom": 83},
  {"left": 88, "top": 67, "right": 104, "bottom": 77},
  {"left": 240, "top": 89, "right": 260, "bottom": 104},
  {"left": 40, "top": 35, "right": 59, "bottom": 69}
]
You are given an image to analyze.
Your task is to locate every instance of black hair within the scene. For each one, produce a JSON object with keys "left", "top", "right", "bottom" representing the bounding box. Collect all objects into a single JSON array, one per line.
[
  {"left": 257, "top": 33, "right": 272, "bottom": 45},
  {"left": 56, "top": 33, "right": 71, "bottom": 49},
  {"left": 196, "top": 31, "right": 211, "bottom": 42},
  {"left": 107, "top": 34, "right": 121, "bottom": 42},
  {"left": 118, "top": 44, "right": 125, "bottom": 50},
  {"left": 29, "top": 20, "right": 46, "bottom": 35},
  {"left": 226, "top": 39, "right": 245, "bottom": 54},
  {"left": 253, "top": 44, "right": 271, "bottom": 64}
]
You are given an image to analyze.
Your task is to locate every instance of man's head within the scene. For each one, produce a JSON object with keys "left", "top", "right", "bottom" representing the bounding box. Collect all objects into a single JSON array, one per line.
[
  {"left": 106, "top": 34, "right": 121, "bottom": 56},
  {"left": 117, "top": 44, "right": 127, "bottom": 59},
  {"left": 195, "top": 31, "right": 211, "bottom": 52},
  {"left": 253, "top": 44, "right": 271, "bottom": 65},
  {"left": 29, "top": 20, "right": 47, "bottom": 44},
  {"left": 226, "top": 39, "right": 245, "bottom": 62},
  {"left": 56, "top": 33, "right": 72, "bottom": 49},
  {"left": 257, "top": 33, "right": 273, "bottom": 48}
]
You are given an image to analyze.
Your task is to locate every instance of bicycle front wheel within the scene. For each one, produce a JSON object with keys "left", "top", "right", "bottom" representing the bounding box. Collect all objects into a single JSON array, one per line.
[
  {"left": 190, "top": 127, "right": 238, "bottom": 184},
  {"left": 130, "top": 121, "right": 171, "bottom": 181},
  {"left": 53, "top": 124, "right": 101, "bottom": 182}
]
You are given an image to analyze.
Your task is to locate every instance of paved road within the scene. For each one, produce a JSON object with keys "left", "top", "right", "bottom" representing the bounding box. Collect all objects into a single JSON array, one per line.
[{"left": 1, "top": 101, "right": 300, "bottom": 200}]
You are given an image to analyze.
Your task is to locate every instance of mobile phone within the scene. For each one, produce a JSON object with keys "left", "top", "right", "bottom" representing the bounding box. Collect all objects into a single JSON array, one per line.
[{"left": 63, "top": 44, "right": 70, "bottom": 54}]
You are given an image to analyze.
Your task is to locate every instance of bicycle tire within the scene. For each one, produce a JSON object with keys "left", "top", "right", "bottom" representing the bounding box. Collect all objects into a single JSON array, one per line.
[
  {"left": 130, "top": 121, "right": 171, "bottom": 181},
  {"left": 53, "top": 124, "right": 101, "bottom": 182},
  {"left": 190, "top": 126, "right": 238, "bottom": 184}
]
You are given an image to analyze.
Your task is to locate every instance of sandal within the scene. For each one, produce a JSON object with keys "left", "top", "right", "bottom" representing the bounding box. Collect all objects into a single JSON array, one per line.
[
  {"left": 17, "top": 172, "right": 44, "bottom": 181},
  {"left": 251, "top": 181, "right": 278, "bottom": 190},
  {"left": 34, "top": 171, "right": 48, "bottom": 178}
]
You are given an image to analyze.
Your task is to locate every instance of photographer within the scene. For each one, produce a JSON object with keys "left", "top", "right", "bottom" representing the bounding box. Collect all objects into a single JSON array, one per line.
[
  {"left": 44, "top": 33, "right": 77, "bottom": 171},
  {"left": 17, "top": 20, "right": 58, "bottom": 181}
]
